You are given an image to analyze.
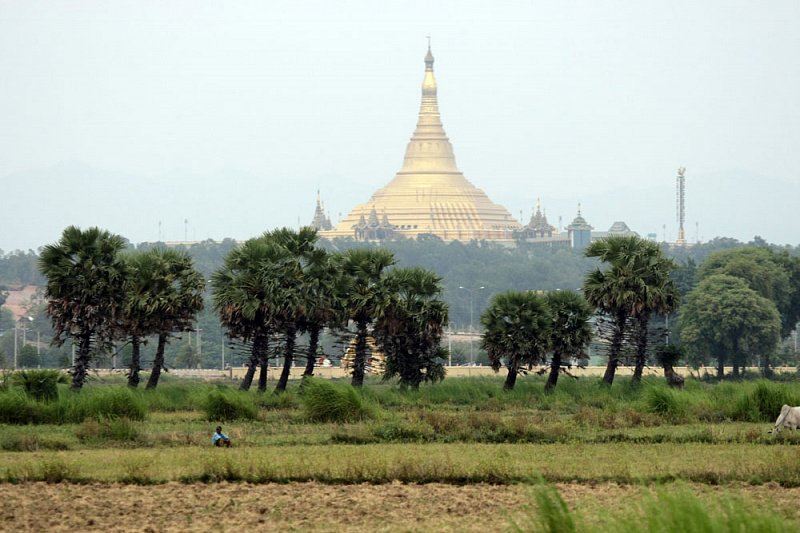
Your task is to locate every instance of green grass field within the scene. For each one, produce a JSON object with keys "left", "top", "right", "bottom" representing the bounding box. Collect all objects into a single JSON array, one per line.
[{"left": 2, "top": 373, "right": 800, "bottom": 530}]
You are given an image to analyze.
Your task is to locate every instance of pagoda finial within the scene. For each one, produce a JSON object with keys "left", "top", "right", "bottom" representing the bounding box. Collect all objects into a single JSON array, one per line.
[
  {"left": 424, "top": 37, "right": 434, "bottom": 71},
  {"left": 577, "top": 203, "right": 582, "bottom": 216}
]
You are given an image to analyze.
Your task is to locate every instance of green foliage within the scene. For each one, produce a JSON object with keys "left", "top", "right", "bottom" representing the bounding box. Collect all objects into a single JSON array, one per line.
[
  {"left": 376, "top": 267, "right": 449, "bottom": 389},
  {"left": 511, "top": 483, "right": 800, "bottom": 532},
  {"left": 680, "top": 275, "right": 782, "bottom": 371},
  {"left": 0, "top": 386, "right": 146, "bottom": 424},
  {"left": 583, "top": 235, "right": 678, "bottom": 384},
  {"left": 510, "top": 483, "right": 576, "bottom": 533},
  {"left": 16, "top": 345, "right": 39, "bottom": 368},
  {"left": 76, "top": 416, "right": 142, "bottom": 445},
  {"left": 137, "top": 382, "right": 203, "bottom": 411},
  {"left": 299, "top": 376, "right": 376, "bottom": 423},
  {"left": 340, "top": 247, "right": 397, "bottom": 387},
  {"left": 481, "top": 291, "right": 551, "bottom": 389},
  {"left": 644, "top": 385, "right": 687, "bottom": 420},
  {"left": 0, "top": 390, "right": 46, "bottom": 424},
  {"left": 38, "top": 226, "right": 128, "bottom": 389},
  {"left": 0, "top": 432, "right": 71, "bottom": 452},
  {"left": 622, "top": 485, "right": 797, "bottom": 533},
  {"left": 203, "top": 388, "right": 258, "bottom": 421},
  {"left": 699, "top": 246, "right": 798, "bottom": 337},
  {"left": 729, "top": 380, "right": 798, "bottom": 422},
  {"left": 64, "top": 387, "right": 148, "bottom": 422},
  {"left": 655, "top": 343, "right": 684, "bottom": 368},
  {"left": 10, "top": 369, "right": 67, "bottom": 401}
]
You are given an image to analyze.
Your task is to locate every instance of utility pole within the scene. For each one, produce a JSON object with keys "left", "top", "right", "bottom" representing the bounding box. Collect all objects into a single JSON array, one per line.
[{"left": 196, "top": 327, "right": 202, "bottom": 369}]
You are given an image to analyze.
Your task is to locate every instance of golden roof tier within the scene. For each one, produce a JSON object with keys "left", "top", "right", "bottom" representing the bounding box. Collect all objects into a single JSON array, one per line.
[{"left": 321, "top": 45, "right": 520, "bottom": 241}]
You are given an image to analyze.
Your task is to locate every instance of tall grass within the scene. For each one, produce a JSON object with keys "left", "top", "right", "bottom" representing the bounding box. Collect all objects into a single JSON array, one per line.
[
  {"left": 202, "top": 388, "right": 258, "bottom": 421},
  {"left": 10, "top": 370, "right": 68, "bottom": 402},
  {"left": 727, "top": 380, "right": 800, "bottom": 422},
  {"left": 511, "top": 483, "right": 799, "bottom": 532},
  {"left": 300, "top": 377, "right": 377, "bottom": 423},
  {"left": 0, "top": 387, "right": 146, "bottom": 424}
]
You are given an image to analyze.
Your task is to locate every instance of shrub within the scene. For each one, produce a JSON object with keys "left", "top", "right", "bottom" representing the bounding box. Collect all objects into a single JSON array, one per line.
[
  {"left": 730, "top": 381, "right": 797, "bottom": 422},
  {"left": 644, "top": 385, "right": 686, "bottom": 420},
  {"left": 371, "top": 419, "right": 434, "bottom": 442},
  {"left": 10, "top": 370, "right": 67, "bottom": 402},
  {"left": 203, "top": 388, "right": 258, "bottom": 421},
  {"left": 300, "top": 377, "right": 376, "bottom": 423},
  {"left": 76, "top": 417, "right": 143, "bottom": 444},
  {"left": 0, "top": 391, "right": 45, "bottom": 424},
  {"left": 64, "top": 387, "right": 147, "bottom": 423},
  {"left": 38, "top": 459, "right": 79, "bottom": 484}
]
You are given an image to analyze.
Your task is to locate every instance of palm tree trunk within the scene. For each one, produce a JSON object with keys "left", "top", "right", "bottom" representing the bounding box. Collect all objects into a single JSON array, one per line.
[
  {"left": 127, "top": 335, "right": 141, "bottom": 388},
  {"left": 240, "top": 336, "right": 264, "bottom": 391},
  {"left": 351, "top": 319, "right": 368, "bottom": 388},
  {"left": 256, "top": 335, "right": 269, "bottom": 392},
  {"left": 275, "top": 324, "right": 296, "bottom": 393},
  {"left": 504, "top": 360, "right": 519, "bottom": 390},
  {"left": 663, "top": 364, "right": 685, "bottom": 389},
  {"left": 146, "top": 333, "right": 168, "bottom": 389},
  {"left": 632, "top": 314, "right": 650, "bottom": 384},
  {"left": 545, "top": 352, "right": 561, "bottom": 393},
  {"left": 602, "top": 312, "right": 627, "bottom": 386},
  {"left": 717, "top": 356, "right": 724, "bottom": 379},
  {"left": 732, "top": 362, "right": 740, "bottom": 379},
  {"left": 303, "top": 325, "right": 320, "bottom": 376},
  {"left": 71, "top": 333, "right": 92, "bottom": 390}
]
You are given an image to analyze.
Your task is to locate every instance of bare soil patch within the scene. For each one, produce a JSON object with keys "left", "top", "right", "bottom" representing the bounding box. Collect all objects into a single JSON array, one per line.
[{"left": 2, "top": 481, "right": 799, "bottom": 532}]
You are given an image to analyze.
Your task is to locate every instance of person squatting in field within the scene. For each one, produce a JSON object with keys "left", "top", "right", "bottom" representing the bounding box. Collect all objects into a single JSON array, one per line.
[{"left": 212, "top": 426, "right": 231, "bottom": 447}]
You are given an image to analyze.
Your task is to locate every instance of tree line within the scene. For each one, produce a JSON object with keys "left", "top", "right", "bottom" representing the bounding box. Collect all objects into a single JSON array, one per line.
[
  {"left": 10, "top": 227, "right": 800, "bottom": 390},
  {"left": 37, "top": 226, "right": 452, "bottom": 391}
]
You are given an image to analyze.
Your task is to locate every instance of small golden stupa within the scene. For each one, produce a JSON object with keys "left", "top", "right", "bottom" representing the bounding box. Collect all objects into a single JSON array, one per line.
[{"left": 321, "top": 44, "right": 520, "bottom": 241}]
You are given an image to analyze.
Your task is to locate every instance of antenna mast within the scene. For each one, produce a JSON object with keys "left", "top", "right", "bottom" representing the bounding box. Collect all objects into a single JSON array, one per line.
[{"left": 676, "top": 167, "right": 686, "bottom": 244}]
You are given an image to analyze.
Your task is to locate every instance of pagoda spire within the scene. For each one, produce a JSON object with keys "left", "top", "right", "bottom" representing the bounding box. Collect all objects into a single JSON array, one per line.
[{"left": 398, "top": 42, "right": 459, "bottom": 174}]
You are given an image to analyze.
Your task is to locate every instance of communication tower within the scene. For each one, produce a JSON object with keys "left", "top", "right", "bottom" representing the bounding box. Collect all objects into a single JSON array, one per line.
[{"left": 676, "top": 167, "right": 686, "bottom": 245}]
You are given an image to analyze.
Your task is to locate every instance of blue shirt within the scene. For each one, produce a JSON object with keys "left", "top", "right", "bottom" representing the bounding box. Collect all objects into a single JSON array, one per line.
[{"left": 212, "top": 431, "right": 229, "bottom": 444}]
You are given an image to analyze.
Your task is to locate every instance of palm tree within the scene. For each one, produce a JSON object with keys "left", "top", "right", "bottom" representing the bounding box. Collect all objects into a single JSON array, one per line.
[
  {"left": 39, "top": 226, "right": 127, "bottom": 390},
  {"left": 119, "top": 250, "right": 162, "bottom": 388},
  {"left": 212, "top": 237, "right": 287, "bottom": 391},
  {"left": 142, "top": 249, "right": 205, "bottom": 389},
  {"left": 544, "top": 290, "right": 593, "bottom": 392},
  {"left": 480, "top": 291, "right": 552, "bottom": 390},
  {"left": 340, "top": 248, "right": 396, "bottom": 387},
  {"left": 629, "top": 251, "right": 679, "bottom": 383},
  {"left": 583, "top": 235, "right": 668, "bottom": 386},
  {"left": 299, "top": 250, "right": 343, "bottom": 377},
  {"left": 374, "top": 267, "right": 449, "bottom": 389},
  {"left": 265, "top": 227, "right": 321, "bottom": 393}
]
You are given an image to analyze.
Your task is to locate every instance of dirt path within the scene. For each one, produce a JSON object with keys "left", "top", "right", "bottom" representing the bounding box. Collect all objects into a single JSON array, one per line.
[{"left": 2, "top": 482, "right": 799, "bottom": 532}]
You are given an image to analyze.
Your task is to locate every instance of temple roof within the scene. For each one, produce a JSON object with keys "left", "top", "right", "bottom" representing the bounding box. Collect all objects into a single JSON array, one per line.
[
  {"left": 310, "top": 190, "right": 333, "bottom": 231},
  {"left": 567, "top": 204, "right": 593, "bottom": 231}
]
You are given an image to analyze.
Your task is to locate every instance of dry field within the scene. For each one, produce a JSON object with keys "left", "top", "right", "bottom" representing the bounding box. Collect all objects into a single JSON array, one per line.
[{"left": 3, "top": 481, "right": 800, "bottom": 532}]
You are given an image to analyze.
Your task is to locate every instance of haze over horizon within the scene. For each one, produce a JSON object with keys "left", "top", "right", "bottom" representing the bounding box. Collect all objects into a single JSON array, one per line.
[{"left": 2, "top": 1, "right": 799, "bottom": 251}]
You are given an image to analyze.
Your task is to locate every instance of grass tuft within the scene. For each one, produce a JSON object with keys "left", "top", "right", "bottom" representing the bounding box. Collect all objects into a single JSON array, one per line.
[
  {"left": 300, "top": 377, "right": 377, "bottom": 423},
  {"left": 203, "top": 388, "right": 258, "bottom": 422}
]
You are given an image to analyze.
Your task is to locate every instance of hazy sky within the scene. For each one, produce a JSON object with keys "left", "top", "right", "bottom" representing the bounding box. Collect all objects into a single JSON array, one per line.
[{"left": 2, "top": 1, "right": 799, "bottom": 251}]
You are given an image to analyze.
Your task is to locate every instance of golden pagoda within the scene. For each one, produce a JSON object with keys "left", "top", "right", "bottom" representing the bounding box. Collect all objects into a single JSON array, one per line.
[{"left": 321, "top": 45, "right": 520, "bottom": 241}]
